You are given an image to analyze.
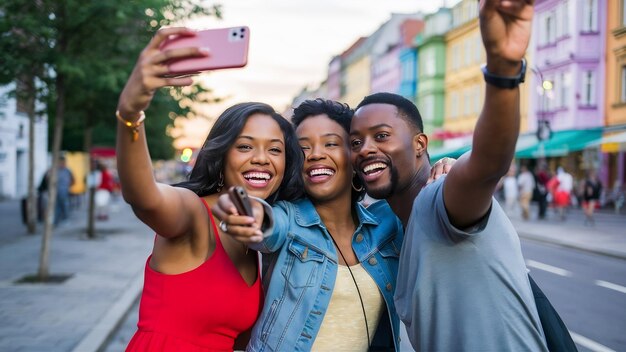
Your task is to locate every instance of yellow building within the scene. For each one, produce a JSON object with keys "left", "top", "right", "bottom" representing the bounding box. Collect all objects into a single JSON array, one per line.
[
  {"left": 602, "top": 0, "right": 626, "bottom": 187},
  {"left": 443, "top": 0, "right": 530, "bottom": 139},
  {"left": 337, "top": 36, "right": 371, "bottom": 108},
  {"left": 342, "top": 55, "right": 371, "bottom": 108},
  {"left": 606, "top": 0, "right": 626, "bottom": 128}
]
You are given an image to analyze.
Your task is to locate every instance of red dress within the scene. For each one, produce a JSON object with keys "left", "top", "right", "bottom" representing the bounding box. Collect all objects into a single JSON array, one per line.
[{"left": 126, "top": 199, "right": 263, "bottom": 351}]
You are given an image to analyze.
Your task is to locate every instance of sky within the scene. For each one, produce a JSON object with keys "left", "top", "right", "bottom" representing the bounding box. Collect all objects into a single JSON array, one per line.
[{"left": 173, "top": 0, "right": 457, "bottom": 149}]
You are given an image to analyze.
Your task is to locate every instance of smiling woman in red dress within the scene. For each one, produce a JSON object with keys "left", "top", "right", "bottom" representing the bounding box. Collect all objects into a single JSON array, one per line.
[{"left": 115, "top": 27, "right": 303, "bottom": 351}]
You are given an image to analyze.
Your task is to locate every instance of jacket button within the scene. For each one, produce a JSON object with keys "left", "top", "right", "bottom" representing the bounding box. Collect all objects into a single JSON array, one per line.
[
  {"left": 355, "top": 233, "right": 364, "bottom": 243},
  {"left": 386, "top": 283, "right": 393, "bottom": 291},
  {"left": 368, "top": 257, "right": 378, "bottom": 265}
]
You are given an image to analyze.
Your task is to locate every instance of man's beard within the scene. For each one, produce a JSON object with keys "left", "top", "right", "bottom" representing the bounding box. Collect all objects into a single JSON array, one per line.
[{"left": 364, "top": 164, "right": 399, "bottom": 200}]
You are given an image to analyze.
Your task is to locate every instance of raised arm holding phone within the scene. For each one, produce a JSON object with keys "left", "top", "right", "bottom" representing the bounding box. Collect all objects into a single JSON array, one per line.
[
  {"left": 115, "top": 27, "right": 304, "bottom": 351},
  {"left": 346, "top": 1, "right": 567, "bottom": 351}
]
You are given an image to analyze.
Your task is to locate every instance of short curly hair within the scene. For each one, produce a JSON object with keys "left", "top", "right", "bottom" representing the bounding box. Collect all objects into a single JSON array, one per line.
[{"left": 291, "top": 98, "right": 365, "bottom": 203}]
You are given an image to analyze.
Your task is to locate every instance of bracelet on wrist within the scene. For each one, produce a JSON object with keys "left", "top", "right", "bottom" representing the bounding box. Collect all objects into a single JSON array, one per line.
[{"left": 116, "top": 110, "right": 146, "bottom": 142}]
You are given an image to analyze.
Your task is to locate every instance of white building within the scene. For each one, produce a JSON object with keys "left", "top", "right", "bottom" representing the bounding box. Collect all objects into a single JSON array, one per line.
[{"left": 0, "top": 83, "right": 48, "bottom": 199}]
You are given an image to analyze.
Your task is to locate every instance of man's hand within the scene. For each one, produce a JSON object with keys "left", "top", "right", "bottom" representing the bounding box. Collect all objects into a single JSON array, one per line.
[
  {"left": 427, "top": 157, "right": 456, "bottom": 185},
  {"left": 479, "top": 0, "right": 533, "bottom": 73},
  {"left": 211, "top": 194, "right": 264, "bottom": 244}
]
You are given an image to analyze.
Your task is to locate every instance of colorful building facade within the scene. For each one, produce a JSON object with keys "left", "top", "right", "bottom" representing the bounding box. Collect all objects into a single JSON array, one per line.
[
  {"left": 416, "top": 8, "right": 452, "bottom": 145},
  {"left": 603, "top": 0, "right": 626, "bottom": 189},
  {"left": 528, "top": 0, "right": 607, "bottom": 179}
]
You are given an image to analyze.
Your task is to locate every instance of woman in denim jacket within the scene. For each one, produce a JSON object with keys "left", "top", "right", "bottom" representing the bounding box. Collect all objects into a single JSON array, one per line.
[{"left": 215, "top": 99, "right": 404, "bottom": 351}]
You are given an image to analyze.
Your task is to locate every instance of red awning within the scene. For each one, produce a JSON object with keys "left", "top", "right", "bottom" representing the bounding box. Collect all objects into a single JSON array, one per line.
[{"left": 90, "top": 147, "right": 116, "bottom": 158}]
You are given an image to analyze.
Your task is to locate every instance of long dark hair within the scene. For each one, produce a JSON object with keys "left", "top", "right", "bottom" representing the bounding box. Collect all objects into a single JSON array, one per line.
[{"left": 175, "top": 102, "right": 304, "bottom": 203}]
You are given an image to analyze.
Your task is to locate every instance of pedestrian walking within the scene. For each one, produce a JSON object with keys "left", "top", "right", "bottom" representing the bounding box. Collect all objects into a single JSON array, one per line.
[
  {"left": 554, "top": 167, "right": 573, "bottom": 220},
  {"left": 95, "top": 162, "right": 115, "bottom": 221},
  {"left": 583, "top": 170, "right": 602, "bottom": 226},
  {"left": 502, "top": 163, "right": 519, "bottom": 215},
  {"left": 518, "top": 164, "right": 535, "bottom": 220},
  {"left": 41, "top": 155, "right": 75, "bottom": 225},
  {"left": 534, "top": 163, "right": 550, "bottom": 219}
]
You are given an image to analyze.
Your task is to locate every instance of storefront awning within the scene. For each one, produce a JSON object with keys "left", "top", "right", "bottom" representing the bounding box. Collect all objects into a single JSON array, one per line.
[
  {"left": 429, "top": 144, "right": 472, "bottom": 162},
  {"left": 429, "top": 129, "right": 603, "bottom": 162},
  {"left": 588, "top": 131, "right": 626, "bottom": 153},
  {"left": 515, "top": 128, "right": 603, "bottom": 159}
]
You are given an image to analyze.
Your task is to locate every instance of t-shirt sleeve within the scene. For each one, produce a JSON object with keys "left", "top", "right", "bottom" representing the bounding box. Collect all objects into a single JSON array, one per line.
[{"left": 431, "top": 177, "right": 491, "bottom": 241}]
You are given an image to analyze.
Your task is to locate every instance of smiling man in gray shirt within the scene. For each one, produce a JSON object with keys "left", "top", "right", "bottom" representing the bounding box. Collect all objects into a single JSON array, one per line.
[{"left": 349, "top": 0, "right": 548, "bottom": 350}]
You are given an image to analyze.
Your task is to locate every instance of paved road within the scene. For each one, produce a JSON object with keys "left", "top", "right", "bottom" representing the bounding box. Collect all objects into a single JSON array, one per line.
[{"left": 522, "top": 240, "right": 626, "bottom": 352}]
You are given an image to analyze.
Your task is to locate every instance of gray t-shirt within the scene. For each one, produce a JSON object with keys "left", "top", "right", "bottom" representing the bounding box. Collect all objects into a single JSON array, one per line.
[{"left": 395, "top": 177, "right": 548, "bottom": 352}]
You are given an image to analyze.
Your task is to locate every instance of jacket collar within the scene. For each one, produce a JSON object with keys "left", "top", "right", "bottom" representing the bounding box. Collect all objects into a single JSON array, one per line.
[{"left": 293, "top": 198, "right": 380, "bottom": 228}]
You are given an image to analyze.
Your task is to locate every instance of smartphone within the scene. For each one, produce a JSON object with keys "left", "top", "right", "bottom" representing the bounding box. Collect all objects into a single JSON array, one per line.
[
  {"left": 228, "top": 186, "right": 253, "bottom": 217},
  {"left": 160, "top": 26, "right": 250, "bottom": 75}
]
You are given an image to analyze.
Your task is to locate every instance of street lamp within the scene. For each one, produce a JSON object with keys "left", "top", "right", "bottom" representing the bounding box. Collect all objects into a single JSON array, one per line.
[{"left": 532, "top": 67, "right": 553, "bottom": 142}]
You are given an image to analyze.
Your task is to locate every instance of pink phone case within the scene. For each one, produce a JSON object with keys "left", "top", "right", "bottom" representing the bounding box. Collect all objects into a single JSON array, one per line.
[{"left": 161, "top": 26, "right": 249, "bottom": 75}]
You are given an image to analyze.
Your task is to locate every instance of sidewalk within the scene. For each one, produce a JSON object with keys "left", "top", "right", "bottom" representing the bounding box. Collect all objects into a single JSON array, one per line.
[
  {"left": 507, "top": 204, "right": 626, "bottom": 260},
  {"left": 0, "top": 198, "right": 152, "bottom": 352},
  {"left": 0, "top": 198, "right": 624, "bottom": 352}
]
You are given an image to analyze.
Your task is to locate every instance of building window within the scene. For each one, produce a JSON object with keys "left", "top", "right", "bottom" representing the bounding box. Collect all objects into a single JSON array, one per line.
[
  {"left": 621, "top": 65, "right": 626, "bottom": 103},
  {"left": 474, "top": 35, "right": 482, "bottom": 64},
  {"left": 559, "top": 71, "right": 570, "bottom": 108},
  {"left": 423, "top": 50, "right": 435, "bottom": 77},
  {"left": 582, "top": 70, "right": 596, "bottom": 106},
  {"left": 556, "top": 1, "right": 569, "bottom": 38},
  {"left": 464, "top": 39, "right": 472, "bottom": 67},
  {"left": 0, "top": 93, "right": 7, "bottom": 119},
  {"left": 423, "top": 95, "right": 435, "bottom": 122},
  {"left": 544, "top": 11, "right": 556, "bottom": 44},
  {"left": 450, "top": 92, "right": 459, "bottom": 119},
  {"left": 453, "top": 45, "right": 461, "bottom": 71},
  {"left": 582, "top": 0, "right": 598, "bottom": 32},
  {"left": 473, "top": 87, "right": 481, "bottom": 114},
  {"left": 463, "top": 89, "right": 471, "bottom": 116}
]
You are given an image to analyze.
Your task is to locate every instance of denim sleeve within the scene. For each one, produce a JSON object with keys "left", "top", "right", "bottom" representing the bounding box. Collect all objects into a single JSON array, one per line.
[{"left": 248, "top": 201, "right": 291, "bottom": 253}]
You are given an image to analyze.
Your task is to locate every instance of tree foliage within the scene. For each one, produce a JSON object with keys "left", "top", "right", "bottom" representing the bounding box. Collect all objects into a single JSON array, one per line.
[{"left": 0, "top": 0, "right": 222, "bottom": 159}]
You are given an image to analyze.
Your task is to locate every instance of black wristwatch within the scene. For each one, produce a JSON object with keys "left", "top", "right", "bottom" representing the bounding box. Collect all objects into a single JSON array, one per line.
[{"left": 481, "top": 58, "right": 527, "bottom": 89}]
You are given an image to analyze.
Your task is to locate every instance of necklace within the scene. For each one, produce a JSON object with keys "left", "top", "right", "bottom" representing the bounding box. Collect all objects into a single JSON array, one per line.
[{"left": 327, "top": 230, "right": 371, "bottom": 348}]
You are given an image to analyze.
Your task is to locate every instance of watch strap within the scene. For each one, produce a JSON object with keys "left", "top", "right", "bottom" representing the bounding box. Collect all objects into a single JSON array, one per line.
[{"left": 481, "top": 58, "right": 527, "bottom": 89}]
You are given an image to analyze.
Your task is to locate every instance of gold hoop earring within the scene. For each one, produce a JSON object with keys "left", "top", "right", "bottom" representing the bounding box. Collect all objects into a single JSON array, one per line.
[
  {"left": 352, "top": 179, "right": 364, "bottom": 192},
  {"left": 216, "top": 172, "right": 224, "bottom": 192}
]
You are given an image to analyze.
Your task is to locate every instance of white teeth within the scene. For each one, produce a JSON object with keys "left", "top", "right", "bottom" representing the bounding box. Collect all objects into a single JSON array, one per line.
[
  {"left": 244, "top": 172, "right": 271, "bottom": 180},
  {"left": 363, "top": 162, "right": 387, "bottom": 174},
  {"left": 309, "top": 168, "right": 335, "bottom": 177}
]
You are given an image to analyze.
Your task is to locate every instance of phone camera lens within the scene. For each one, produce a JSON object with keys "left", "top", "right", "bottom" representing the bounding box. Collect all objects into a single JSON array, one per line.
[
  {"left": 240, "top": 34, "right": 244, "bottom": 38},
  {"left": 240, "top": 28, "right": 245, "bottom": 32},
  {"left": 232, "top": 32, "right": 237, "bottom": 37}
]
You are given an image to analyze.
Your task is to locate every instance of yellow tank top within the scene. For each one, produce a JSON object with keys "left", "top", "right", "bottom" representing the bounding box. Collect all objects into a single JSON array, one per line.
[{"left": 311, "top": 264, "right": 384, "bottom": 351}]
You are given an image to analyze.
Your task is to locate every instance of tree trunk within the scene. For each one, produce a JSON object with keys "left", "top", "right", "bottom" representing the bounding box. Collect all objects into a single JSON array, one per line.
[
  {"left": 84, "top": 125, "right": 95, "bottom": 238},
  {"left": 23, "top": 75, "right": 37, "bottom": 234},
  {"left": 38, "top": 73, "right": 65, "bottom": 281}
]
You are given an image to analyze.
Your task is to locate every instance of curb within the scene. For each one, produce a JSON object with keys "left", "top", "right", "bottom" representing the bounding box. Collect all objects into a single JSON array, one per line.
[
  {"left": 518, "top": 232, "right": 626, "bottom": 261},
  {"left": 71, "top": 269, "right": 144, "bottom": 352}
]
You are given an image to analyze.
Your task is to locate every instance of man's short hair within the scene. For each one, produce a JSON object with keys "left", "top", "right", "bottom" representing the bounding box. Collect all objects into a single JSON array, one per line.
[{"left": 355, "top": 92, "right": 424, "bottom": 132}]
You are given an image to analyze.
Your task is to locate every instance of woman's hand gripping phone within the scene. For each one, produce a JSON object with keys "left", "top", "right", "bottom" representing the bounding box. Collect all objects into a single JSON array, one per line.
[{"left": 211, "top": 186, "right": 265, "bottom": 245}]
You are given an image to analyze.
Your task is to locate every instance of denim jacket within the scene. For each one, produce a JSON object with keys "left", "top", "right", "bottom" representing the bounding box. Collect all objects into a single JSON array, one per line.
[{"left": 248, "top": 198, "right": 404, "bottom": 351}]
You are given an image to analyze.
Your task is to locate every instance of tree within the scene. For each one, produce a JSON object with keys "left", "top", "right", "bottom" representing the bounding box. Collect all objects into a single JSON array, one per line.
[{"left": 0, "top": 0, "right": 222, "bottom": 280}]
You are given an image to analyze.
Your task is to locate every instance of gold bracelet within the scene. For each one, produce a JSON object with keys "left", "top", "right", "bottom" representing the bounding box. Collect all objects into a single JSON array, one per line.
[{"left": 116, "top": 110, "right": 146, "bottom": 142}]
